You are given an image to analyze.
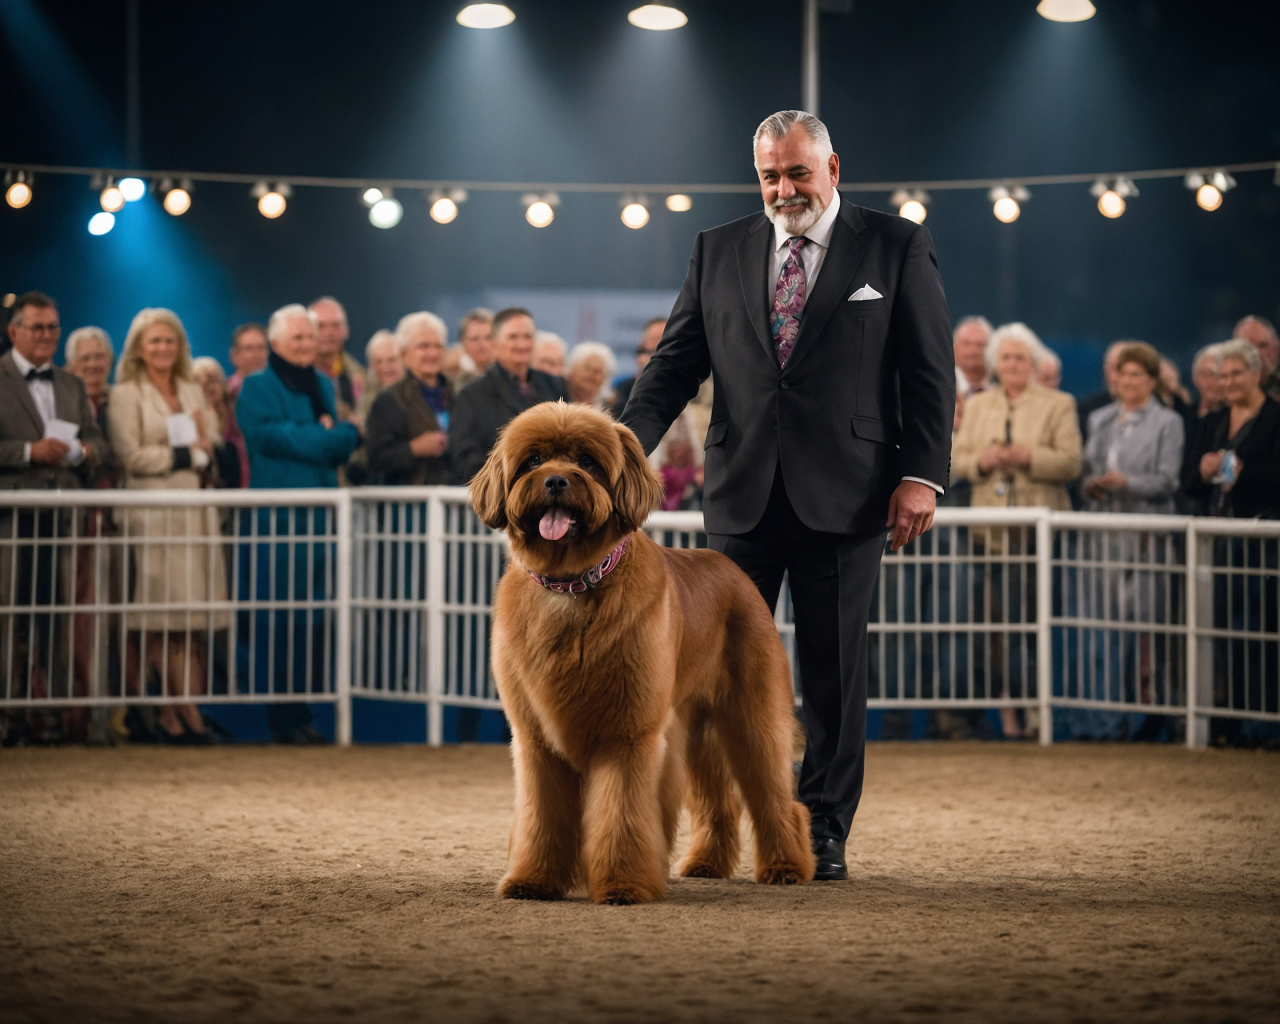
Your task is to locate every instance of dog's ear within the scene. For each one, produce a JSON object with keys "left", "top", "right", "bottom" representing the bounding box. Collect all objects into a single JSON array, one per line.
[
  {"left": 611, "top": 422, "right": 665, "bottom": 531},
  {"left": 469, "top": 434, "right": 509, "bottom": 530}
]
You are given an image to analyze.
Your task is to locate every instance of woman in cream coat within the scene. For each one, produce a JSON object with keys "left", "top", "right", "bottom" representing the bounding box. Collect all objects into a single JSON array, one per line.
[
  {"left": 108, "top": 308, "right": 228, "bottom": 742},
  {"left": 951, "top": 323, "right": 1081, "bottom": 739}
]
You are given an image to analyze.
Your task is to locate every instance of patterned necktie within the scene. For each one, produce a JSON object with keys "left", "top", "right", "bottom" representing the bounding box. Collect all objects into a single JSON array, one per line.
[{"left": 771, "top": 236, "right": 807, "bottom": 367}]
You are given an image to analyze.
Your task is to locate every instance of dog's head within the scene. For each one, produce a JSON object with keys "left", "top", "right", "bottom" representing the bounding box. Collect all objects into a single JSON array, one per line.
[{"left": 470, "top": 402, "right": 665, "bottom": 577}]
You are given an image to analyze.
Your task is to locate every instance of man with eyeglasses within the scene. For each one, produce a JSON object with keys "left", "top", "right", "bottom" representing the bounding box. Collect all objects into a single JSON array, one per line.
[
  {"left": 611, "top": 316, "right": 665, "bottom": 418},
  {"left": 1, "top": 292, "right": 107, "bottom": 744}
]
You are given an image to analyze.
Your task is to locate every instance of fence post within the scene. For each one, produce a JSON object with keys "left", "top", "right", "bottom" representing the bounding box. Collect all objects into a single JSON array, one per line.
[
  {"left": 426, "top": 490, "right": 445, "bottom": 746},
  {"left": 1184, "top": 521, "right": 1209, "bottom": 750},
  {"left": 1036, "top": 512, "right": 1053, "bottom": 746},
  {"left": 334, "top": 492, "right": 353, "bottom": 747}
]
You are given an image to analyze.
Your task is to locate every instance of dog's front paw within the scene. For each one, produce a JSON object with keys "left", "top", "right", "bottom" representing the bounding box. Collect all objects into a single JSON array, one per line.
[
  {"left": 679, "top": 859, "right": 727, "bottom": 879},
  {"left": 757, "top": 863, "right": 805, "bottom": 885},
  {"left": 600, "top": 887, "right": 647, "bottom": 906},
  {"left": 499, "top": 878, "right": 564, "bottom": 901}
]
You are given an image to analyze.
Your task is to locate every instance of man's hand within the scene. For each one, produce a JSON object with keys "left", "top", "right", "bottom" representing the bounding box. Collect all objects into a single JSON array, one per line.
[
  {"left": 886, "top": 480, "right": 937, "bottom": 552},
  {"left": 978, "top": 443, "right": 1006, "bottom": 474},
  {"left": 409, "top": 430, "right": 448, "bottom": 458},
  {"left": 30, "top": 438, "right": 70, "bottom": 466},
  {"left": 1199, "top": 450, "right": 1224, "bottom": 483}
]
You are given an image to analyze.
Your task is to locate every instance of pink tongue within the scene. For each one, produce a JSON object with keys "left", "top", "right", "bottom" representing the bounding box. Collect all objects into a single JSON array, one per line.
[{"left": 539, "top": 507, "right": 572, "bottom": 541}]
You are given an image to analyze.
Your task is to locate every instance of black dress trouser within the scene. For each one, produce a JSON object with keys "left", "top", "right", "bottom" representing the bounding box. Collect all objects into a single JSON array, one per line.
[{"left": 709, "top": 466, "right": 885, "bottom": 844}]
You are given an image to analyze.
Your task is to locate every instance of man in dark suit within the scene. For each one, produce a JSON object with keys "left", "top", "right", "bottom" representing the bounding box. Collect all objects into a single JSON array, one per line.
[
  {"left": 1, "top": 292, "right": 107, "bottom": 741},
  {"left": 622, "top": 111, "right": 954, "bottom": 880},
  {"left": 450, "top": 307, "right": 569, "bottom": 483}
]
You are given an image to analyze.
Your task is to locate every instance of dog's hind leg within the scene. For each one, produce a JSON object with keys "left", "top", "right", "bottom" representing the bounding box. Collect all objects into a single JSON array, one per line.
[
  {"left": 676, "top": 715, "right": 741, "bottom": 879},
  {"left": 581, "top": 732, "right": 668, "bottom": 905},
  {"left": 499, "top": 729, "right": 582, "bottom": 900},
  {"left": 658, "top": 715, "right": 687, "bottom": 866}
]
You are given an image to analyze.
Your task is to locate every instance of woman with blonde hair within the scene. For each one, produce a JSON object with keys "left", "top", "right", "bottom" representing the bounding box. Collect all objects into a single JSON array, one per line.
[{"left": 108, "top": 308, "right": 229, "bottom": 742}]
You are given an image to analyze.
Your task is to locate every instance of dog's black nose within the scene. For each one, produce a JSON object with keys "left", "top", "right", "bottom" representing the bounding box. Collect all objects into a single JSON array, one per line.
[{"left": 543, "top": 475, "right": 568, "bottom": 497}]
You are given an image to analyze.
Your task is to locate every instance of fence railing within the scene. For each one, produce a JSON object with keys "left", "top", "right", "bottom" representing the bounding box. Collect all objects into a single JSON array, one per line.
[{"left": 3, "top": 487, "right": 1277, "bottom": 749}]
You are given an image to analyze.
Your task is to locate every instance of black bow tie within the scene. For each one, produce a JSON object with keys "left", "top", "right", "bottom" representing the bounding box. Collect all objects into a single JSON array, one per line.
[{"left": 25, "top": 368, "right": 53, "bottom": 382}]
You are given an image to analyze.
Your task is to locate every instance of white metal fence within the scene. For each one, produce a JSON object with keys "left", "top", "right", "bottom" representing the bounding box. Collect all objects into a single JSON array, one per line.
[{"left": 3, "top": 488, "right": 1277, "bottom": 749}]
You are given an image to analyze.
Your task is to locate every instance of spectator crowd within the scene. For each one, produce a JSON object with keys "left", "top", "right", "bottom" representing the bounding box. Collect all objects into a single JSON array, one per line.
[{"left": 2, "top": 286, "right": 1277, "bottom": 746}]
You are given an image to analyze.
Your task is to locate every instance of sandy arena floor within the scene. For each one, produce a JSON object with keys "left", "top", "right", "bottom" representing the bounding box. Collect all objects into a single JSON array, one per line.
[{"left": 2, "top": 742, "right": 1278, "bottom": 1024}]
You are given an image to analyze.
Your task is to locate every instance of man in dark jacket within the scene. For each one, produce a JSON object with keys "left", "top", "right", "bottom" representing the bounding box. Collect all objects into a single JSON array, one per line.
[{"left": 450, "top": 307, "right": 569, "bottom": 483}]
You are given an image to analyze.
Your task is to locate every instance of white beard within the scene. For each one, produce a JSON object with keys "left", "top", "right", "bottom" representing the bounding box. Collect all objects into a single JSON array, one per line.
[{"left": 763, "top": 193, "right": 826, "bottom": 236}]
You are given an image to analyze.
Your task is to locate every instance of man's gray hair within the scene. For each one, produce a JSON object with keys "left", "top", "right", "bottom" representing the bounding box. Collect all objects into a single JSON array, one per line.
[
  {"left": 1192, "top": 342, "right": 1223, "bottom": 372},
  {"left": 1215, "top": 338, "right": 1263, "bottom": 375},
  {"left": 64, "top": 325, "right": 113, "bottom": 365},
  {"left": 364, "top": 329, "right": 398, "bottom": 364},
  {"left": 1234, "top": 314, "right": 1278, "bottom": 342},
  {"left": 309, "top": 295, "right": 347, "bottom": 324},
  {"left": 953, "top": 315, "right": 993, "bottom": 340},
  {"left": 395, "top": 311, "right": 447, "bottom": 353},
  {"left": 267, "top": 303, "right": 317, "bottom": 341},
  {"left": 752, "top": 110, "right": 832, "bottom": 161}
]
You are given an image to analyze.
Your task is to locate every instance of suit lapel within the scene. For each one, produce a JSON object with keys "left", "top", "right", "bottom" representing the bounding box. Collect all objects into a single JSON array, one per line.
[
  {"left": 736, "top": 216, "right": 777, "bottom": 367},
  {"left": 52, "top": 368, "right": 81, "bottom": 423},
  {"left": 784, "top": 200, "right": 872, "bottom": 373},
  {"left": 0, "top": 354, "right": 46, "bottom": 436}
]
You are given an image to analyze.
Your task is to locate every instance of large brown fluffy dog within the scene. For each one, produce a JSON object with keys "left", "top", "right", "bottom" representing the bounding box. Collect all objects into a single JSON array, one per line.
[{"left": 471, "top": 401, "right": 815, "bottom": 905}]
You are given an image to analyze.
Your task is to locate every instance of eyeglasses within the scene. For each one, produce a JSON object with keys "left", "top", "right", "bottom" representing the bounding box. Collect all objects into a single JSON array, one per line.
[{"left": 17, "top": 322, "right": 59, "bottom": 334}]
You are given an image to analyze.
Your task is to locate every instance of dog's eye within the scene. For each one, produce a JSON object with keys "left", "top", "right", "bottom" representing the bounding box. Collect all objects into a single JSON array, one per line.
[
  {"left": 526, "top": 453, "right": 542, "bottom": 469},
  {"left": 578, "top": 454, "right": 595, "bottom": 470}
]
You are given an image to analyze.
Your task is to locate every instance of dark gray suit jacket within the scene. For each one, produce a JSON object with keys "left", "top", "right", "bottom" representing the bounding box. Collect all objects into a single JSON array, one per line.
[
  {"left": 0, "top": 352, "right": 107, "bottom": 490},
  {"left": 621, "top": 197, "right": 954, "bottom": 537},
  {"left": 449, "top": 364, "right": 569, "bottom": 483}
]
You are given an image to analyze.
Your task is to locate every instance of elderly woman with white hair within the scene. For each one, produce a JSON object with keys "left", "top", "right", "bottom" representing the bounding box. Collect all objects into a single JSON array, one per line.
[
  {"left": 355, "top": 329, "right": 405, "bottom": 420},
  {"left": 64, "top": 326, "right": 116, "bottom": 487},
  {"left": 365, "top": 311, "right": 454, "bottom": 485},
  {"left": 565, "top": 341, "right": 617, "bottom": 413},
  {"left": 952, "top": 322, "right": 1082, "bottom": 511}
]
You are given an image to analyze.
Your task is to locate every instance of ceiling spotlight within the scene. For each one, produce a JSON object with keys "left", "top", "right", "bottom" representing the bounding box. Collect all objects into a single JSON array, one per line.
[
  {"left": 1185, "top": 170, "right": 1233, "bottom": 212},
  {"left": 620, "top": 197, "right": 650, "bottom": 229},
  {"left": 989, "top": 185, "right": 1029, "bottom": 223},
  {"left": 100, "top": 179, "right": 125, "bottom": 213},
  {"left": 456, "top": 4, "right": 515, "bottom": 28},
  {"left": 1096, "top": 190, "right": 1125, "bottom": 218},
  {"left": 665, "top": 194, "right": 692, "bottom": 212},
  {"left": 5, "top": 171, "right": 33, "bottom": 209},
  {"left": 1036, "top": 0, "right": 1096, "bottom": 22},
  {"left": 1195, "top": 184, "right": 1222, "bottom": 212},
  {"left": 891, "top": 189, "right": 930, "bottom": 224},
  {"left": 628, "top": 5, "right": 688, "bottom": 30},
  {"left": 252, "top": 181, "right": 289, "bottom": 219},
  {"left": 88, "top": 211, "right": 115, "bottom": 236},
  {"left": 362, "top": 187, "right": 385, "bottom": 207},
  {"left": 118, "top": 177, "right": 146, "bottom": 202},
  {"left": 1090, "top": 177, "right": 1135, "bottom": 219},
  {"left": 429, "top": 188, "right": 467, "bottom": 224},
  {"left": 369, "top": 194, "right": 404, "bottom": 229},
  {"left": 522, "top": 192, "right": 558, "bottom": 228},
  {"left": 162, "top": 179, "right": 192, "bottom": 216}
]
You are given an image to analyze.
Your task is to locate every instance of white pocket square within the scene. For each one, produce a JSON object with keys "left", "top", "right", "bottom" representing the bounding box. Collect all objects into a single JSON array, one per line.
[{"left": 848, "top": 284, "right": 883, "bottom": 301}]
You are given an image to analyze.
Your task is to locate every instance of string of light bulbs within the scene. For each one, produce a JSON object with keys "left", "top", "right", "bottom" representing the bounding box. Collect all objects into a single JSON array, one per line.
[{"left": 3, "top": 159, "right": 1276, "bottom": 236}]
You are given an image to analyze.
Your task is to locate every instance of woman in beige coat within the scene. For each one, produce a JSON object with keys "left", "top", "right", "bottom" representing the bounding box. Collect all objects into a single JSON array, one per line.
[
  {"left": 951, "top": 322, "right": 1081, "bottom": 739},
  {"left": 108, "top": 308, "right": 228, "bottom": 742}
]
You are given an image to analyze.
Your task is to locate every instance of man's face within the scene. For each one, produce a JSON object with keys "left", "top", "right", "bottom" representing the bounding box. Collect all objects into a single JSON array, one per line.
[
  {"left": 1236, "top": 320, "right": 1280, "bottom": 376},
  {"left": 952, "top": 323, "right": 989, "bottom": 378},
  {"left": 231, "top": 329, "right": 268, "bottom": 375},
  {"left": 311, "top": 300, "right": 348, "bottom": 359},
  {"left": 461, "top": 319, "right": 494, "bottom": 370},
  {"left": 494, "top": 315, "right": 535, "bottom": 377},
  {"left": 70, "top": 338, "right": 111, "bottom": 396},
  {"left": 273, "top": 315, "right": 318, "bottom": 368},
  {"left": 403, "top": 330, "right": 444, "bottom": 382},
  {"left": 754, "top": 126, "right": 839, "bottom": 236},
  {"left": 637, "top": 321, "right": 664, "bottom": 372},
  {"left": 368, "top": 340, "right": 404, "bottom": 387},
  {"left": 8, "top": 303, "right": 60, "bottom": 365}
]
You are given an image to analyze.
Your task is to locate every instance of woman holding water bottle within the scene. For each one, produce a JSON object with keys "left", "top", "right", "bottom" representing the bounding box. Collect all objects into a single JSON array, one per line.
[
  {"left": 1183, "top": 339, "right": 1280, "bottom": 519},
  {"left": 109, "top": 308, "right": 229, "bottom": 742}
]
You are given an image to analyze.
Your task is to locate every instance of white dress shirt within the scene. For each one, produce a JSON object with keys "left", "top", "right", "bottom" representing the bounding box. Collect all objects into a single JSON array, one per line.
[
  {"left": 11, "top": 348, "right": 84, "bottom": 466},
  {"left": 770, "top": 193, "right": 943, "bottom": 495}
]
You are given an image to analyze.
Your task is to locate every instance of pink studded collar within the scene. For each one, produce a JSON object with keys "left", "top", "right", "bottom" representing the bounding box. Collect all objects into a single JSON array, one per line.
[{"left": 527, "top": 536, "right": 630, "bottom": 596}]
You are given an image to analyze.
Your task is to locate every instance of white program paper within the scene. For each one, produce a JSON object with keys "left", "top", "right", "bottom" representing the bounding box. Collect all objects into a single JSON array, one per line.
[
  {"left": 44, "top": 418, "right": 81, "bottom": 444},
  {"left": 166, "top": 413, "right": 199, "bottom": 447}
]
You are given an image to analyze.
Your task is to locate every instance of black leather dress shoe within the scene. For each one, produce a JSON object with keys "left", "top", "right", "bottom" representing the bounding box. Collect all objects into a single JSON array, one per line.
[{"left": 812, "top": 837, "right": 849, "bottom": 881}]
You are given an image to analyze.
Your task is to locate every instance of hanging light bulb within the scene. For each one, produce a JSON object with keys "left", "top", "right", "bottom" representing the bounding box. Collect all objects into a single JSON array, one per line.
[
  {"left": 1091, "top": 176, "right": 1137, "bottom": 218},
  {"left": 989, "top": 185, "right": 1029, "bottom": 223},
  {"left": 160, "top": 178, "right": 192, "bottom": 216},
  {"left": 1096, "top": 190, "right": 1125, "bottom": 218},
  {"left": 665, "top": 194, "right": 692, "bottom": 212},
  {"left": 252, "top": 181, "right": 289, "bottom": 219},
  {"left": 1036, "top": 0, "right": 1096, "bottom": 21},
  {"left": 627, "top": 5, "right": 688, "bottom": 30},
  {"left": 369, "top": 193, "right": 404, "bottom": 229},
  {"left": 522, "top": 192, "right": 557, "bottom": 228},
  {"left": 88, "top": 211, "right": 115, "bottom": 235},
  {"left": 1195, "top": 184, "right": 1222, "bottom": 211},
  {"left": 891, "top": 189, "right": 930, "bottom": 224},
  {"left": 5, "top": 171, "right": 33, "bottom": 209},
  {"left": 429, "top": 188, "right": 467, "bottom": 224},
  {"left": 361, "top": 187, "right": 384, "bottom": 207},
  {"left": 620, "top": 196, "right": 650, "bottom": 229},
  {"left": 100, "top": 179, "right": 125, "bottom": 213},
  {"left": 456, "top": 4, "right": 515, "bottom": 28},
  {"left": 1186, "top": 170, "right": 1233, "bottom": 212},
  {"left": 118, "top": 177, "right": 146, "bottom": 202}
]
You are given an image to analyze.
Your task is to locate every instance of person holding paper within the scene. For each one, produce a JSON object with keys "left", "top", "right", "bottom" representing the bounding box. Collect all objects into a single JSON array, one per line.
[
  {"left": 108, "top": 308, "right": 228, "bottom": 743},
  {"left": 0, "top": 292, "right": 107, "bottom": 744}
]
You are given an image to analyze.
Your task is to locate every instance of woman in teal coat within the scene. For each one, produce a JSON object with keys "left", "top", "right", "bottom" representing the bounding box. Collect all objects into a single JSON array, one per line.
[{"left": 235, "top": 305, "right": 360, "bottom": 742}]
